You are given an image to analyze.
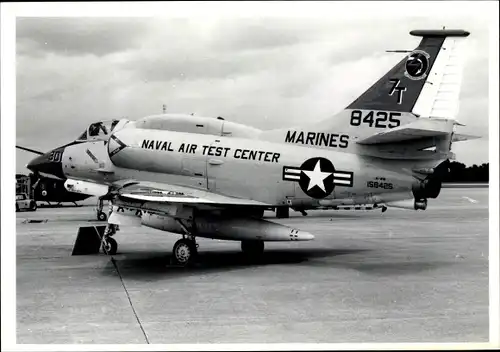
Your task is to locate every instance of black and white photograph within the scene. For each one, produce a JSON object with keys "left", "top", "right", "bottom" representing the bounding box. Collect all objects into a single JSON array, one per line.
[{"left": 1, "top": 1, "right": 499, "bottom": 349}]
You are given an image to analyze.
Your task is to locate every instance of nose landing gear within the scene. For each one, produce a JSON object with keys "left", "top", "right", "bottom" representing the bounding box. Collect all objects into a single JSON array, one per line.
[
  {"left": 96, "top": 198, "right": 107, "bottom": 221},
  {"left": 102, "top": 236, "right": 117, "bottom": 255},
  {"left": 101, "top": 222, "right": 118, "bottom": 255}
]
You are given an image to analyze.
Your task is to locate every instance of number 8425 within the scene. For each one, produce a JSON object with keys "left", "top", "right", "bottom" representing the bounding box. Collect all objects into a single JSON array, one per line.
[{"left": 350, "top": 110, "right": 401, "bottom": 129}]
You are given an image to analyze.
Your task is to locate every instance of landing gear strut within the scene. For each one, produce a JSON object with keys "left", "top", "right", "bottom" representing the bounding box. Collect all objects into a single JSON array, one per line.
[
  {"left": 101, "top": 223, "right": 118, "bottom": 255},
  {"left": 97, "top": 198, "right": 107, "bottom": 221}
]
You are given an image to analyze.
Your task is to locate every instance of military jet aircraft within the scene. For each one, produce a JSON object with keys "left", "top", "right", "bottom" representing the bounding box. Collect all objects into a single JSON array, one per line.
[
  {"left": 16, "top": 146, "right": 92, "bottom": 206},
  {"left": 18, "top": 121, "right": 123, "bottom": 218},
  {"left": 27, "top": 29, "right": 476, "bottom": 266}
]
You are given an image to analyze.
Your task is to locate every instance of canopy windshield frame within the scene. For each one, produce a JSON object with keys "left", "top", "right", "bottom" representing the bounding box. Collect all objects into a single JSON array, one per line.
[{"left": 75, "top": 119, "right": 120, "bottom": 142}]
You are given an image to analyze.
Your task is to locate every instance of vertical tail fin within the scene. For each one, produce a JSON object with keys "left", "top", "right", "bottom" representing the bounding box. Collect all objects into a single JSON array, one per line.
[
  {"left": 346, "top": 29, "right": 470, "bottom": 115},
  {"left": 268, "top": 29, "right": 470, "bottom": 155}
]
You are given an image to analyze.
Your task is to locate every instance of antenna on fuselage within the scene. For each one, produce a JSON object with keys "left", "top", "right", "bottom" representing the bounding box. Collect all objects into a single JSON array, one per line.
[{"left": 385, "top": 50, "right": 413, "bottom": 53}]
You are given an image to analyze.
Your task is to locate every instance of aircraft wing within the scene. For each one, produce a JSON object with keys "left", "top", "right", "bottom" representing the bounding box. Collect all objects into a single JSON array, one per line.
[{"left": 115, "top": 181, "right": 271, "bottom": 207}]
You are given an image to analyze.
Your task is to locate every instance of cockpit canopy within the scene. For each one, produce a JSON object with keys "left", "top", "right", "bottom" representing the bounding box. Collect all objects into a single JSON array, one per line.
[
  {"left": 75, "top": 114, "right": 262, "bottom": 142},
  {"left": 132, "top": 114, "right": 262, "bottom": 139},
  {"left": 76, "top": 119, "right": 121, "bottom": 141}
]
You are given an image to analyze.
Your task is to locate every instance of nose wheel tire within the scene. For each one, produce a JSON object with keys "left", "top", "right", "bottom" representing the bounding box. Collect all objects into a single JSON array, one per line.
[
  {"left": 102, "top": 237, "right": 118, "bottom": 255},
  {"left": 30, "top": 202, "right": 37, "bottom": 211},
  {"left": 172, "top": 239, "right": 197, "bottom": 266},
  {"left": 241, "top": 240, "right": 265, "bottom": 256},
  {"left": 97, "top": 211, "right": 107, "bottom": 221}
]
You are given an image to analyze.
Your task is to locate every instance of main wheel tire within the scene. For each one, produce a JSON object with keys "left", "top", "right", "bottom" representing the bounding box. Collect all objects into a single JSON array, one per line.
[
  {"left": 254, "top": 209, "right": 265, "bottom": 218},
  {"left": 241, "top": 240, "right": 265, "bottom": 256},
  {"left": 97, "top": 211, "right": 107, "bottom": 221},
  {"left": 172, "top": 239, "right": 197, "bottom": 266},
  {"left": 30, "top": 201, "right": 37, "bottom": 211},
  {"left": 16, "top": 204, "right": 19, "bottom": 212},
  {"left": 102, "top": 237, "right": 118, "bottom": 255}
]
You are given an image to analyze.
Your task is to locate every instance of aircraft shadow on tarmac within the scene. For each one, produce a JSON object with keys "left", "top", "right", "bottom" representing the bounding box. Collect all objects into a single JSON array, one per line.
[
  {"left": 99, "top": 247, "right": 451, "bottom": 281},
  {"left": 264, "top": 212, "right": 385, "bottom": 220},
  {"left": 100, "top": 248, "right": 369, "bottom": 280}
]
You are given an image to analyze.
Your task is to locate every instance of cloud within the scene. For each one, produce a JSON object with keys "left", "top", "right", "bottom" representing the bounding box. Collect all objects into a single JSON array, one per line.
[
  {"left": 15, "top": 16, "right": 491, "bottom": 172},
  {"left": 16, "top": 17, "right": 152, "bottom": 57}
]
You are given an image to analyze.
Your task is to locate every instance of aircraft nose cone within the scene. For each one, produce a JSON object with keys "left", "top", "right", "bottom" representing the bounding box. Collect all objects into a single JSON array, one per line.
[{"left": 27, "top": 148, "right": 66, "bottom": 180}]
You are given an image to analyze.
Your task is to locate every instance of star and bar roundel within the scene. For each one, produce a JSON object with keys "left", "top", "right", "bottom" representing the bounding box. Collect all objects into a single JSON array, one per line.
[{"left": 282, "top": 157, "right": 353, "bottom": 199}]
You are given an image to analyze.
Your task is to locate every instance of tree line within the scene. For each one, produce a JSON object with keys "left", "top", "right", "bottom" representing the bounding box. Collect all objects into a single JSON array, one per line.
[{"left": 444, "top": 161, "right": 489, "bottom": 183}]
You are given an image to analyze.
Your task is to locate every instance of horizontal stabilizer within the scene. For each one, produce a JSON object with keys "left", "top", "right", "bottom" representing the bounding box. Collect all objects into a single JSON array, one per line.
[{"left": 356, "top": 118, "right": 454, "bottom": 145}]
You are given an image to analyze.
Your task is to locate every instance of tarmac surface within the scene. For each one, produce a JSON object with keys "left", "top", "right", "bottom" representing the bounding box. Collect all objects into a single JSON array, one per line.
[{"left": 16, "top": 188, "right": 489, "bottom": 344}]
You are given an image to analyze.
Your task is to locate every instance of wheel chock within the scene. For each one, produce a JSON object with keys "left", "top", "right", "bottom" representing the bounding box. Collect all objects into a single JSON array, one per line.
[{"left": 71, "top": 226, "right": 107, "bottom": 255}]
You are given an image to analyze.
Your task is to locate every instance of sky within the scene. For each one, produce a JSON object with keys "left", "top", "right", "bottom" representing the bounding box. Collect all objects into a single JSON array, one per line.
[{"left": 14, "top": 6, "right": 493, "bottom": 174}]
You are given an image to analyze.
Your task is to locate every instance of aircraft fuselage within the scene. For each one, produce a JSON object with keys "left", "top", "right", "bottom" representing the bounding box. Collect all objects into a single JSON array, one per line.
[{"left": 62, "top": 127, "right": 418, "bottom": 208}]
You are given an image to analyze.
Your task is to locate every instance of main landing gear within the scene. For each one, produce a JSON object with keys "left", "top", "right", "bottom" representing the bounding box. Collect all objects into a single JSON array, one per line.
[
  {"left": 414, "top": 198, "right": 428, "bottom": 210},
  {"left": 170, "top": 221, "right": 266, "bottom": 266},
  {"left": 171, "top": 219, "right": 198, "bottom": 266},
  {"left": 172, "top": 238, "right": 198, "bottom": 266},
  {"left": 98, "top": 207, "right": 267, "bottom": 267}
]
